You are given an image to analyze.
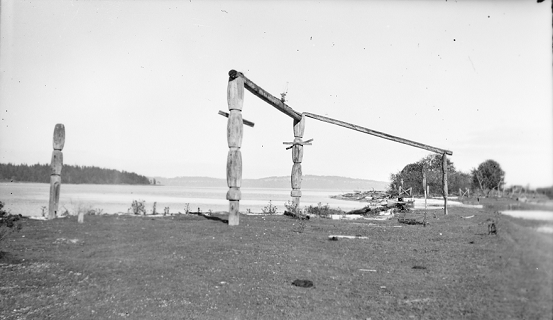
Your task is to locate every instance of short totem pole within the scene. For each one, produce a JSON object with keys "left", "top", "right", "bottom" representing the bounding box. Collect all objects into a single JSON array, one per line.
[
  {"left": 284, "top": 116, "right": 312, "bottom": 209},
  {"left": 226, "top": 71, "right": 244, "bottom": 226},
  {"left": 291, "top": 116, "right": 305, "bottom": 209},
  {"left": 49, "top": 124, "right": 65, "bottom": 219}
]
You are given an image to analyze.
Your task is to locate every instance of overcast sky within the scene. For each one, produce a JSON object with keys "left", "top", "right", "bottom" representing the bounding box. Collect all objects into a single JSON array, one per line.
[{"left": 1, "top": 0, "right": 552, "bottom": 188}]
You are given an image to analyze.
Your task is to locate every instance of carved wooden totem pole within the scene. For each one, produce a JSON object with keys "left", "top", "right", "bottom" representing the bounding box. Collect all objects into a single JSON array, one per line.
[
  {"left": 49, "top": 124, "right": 65, "bottom": 219},
  {"left": 290, "top": 116, "right": 306, "bottom": 209},
  {"left": 226, "top": 71, "right": 244, "bottom": 226}
]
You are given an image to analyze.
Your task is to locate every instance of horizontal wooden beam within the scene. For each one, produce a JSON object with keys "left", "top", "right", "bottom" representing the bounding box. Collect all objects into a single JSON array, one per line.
[
  {"left": 303, "top": 112, "right": 453, "bottom": 155},
  {"left": 229, "top": 70, "right": 302, "bottom": 121},
  {"left": 218, "top": 110, "right": 255, "bottom": 127}
]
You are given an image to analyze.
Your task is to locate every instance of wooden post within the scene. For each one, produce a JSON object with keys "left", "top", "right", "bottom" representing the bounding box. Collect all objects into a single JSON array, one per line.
[
  {"left": 226, "top": 71, "right": 244, "bottom": 226},
  {"left": 399, "top": 178, "right": 403, "bottom": 197},
  {"left": 422, "top": 169, "right": 427, "bottom": 224},
  {"left": 442, "top": 153, "right": 448, "bottom": 215},
  {"left": 49, "top": 124, "right": 65, "bottom": 219},
  {"left": 291, "top": 115, "right": 306, "bottom": 209}
]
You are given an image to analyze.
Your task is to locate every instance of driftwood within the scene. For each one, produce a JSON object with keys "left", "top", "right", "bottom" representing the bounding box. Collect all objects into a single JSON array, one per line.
[
  {"left": 398, "top": 218, "right": 425, "bottom": 225},
  {"left": 329, "top": 235, "right": 369, "bottom": 240},
  {"left": 283, "top": 210, "right": 309, "bottom": 220}
]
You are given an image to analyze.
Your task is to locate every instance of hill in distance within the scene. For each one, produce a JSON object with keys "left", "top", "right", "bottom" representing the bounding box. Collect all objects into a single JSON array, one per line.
[{"left": 153, "top": 175, "right": 389, "bottom": 191}]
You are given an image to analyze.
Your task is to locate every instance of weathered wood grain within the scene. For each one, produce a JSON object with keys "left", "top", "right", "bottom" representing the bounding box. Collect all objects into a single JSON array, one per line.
[
  {"left": 227, "top": 149, "right": 242, "bottom": 188},
  {"left": 291, "top": 163, "right": 302, "bottom": 189},
  {"left": 293, "top": 116, "right": 305, "bottom": 138},
  {"left": 290, "top": 189, "right": 302, "bottom": 197},
  {"left": 227, "top": 76, "right": 244, "bottom": 111},
  {"left": 292, "top": 144, "right": 303, "bottom": 163},
  {"left": 229, "top": 70, "right": 302, "bottom": 121},
  {"left": 227, "top": 110, "right": 243, "bottom": 148},
  {"left": 49, "top": 124, "right": 64, "bottom": 220},
  {"left": 218, "top": 110, "right": 255, "bottom": 127},
  {"left": 53, "top": 124, "right": 65, "bottom": 150},
  {"left": 226, "top": 74, "right": 245, "bottom": 225},
  {"left": 226, "top": 187, "right": 241, "bottom": 201},
  {"left": 48, "top": 175, "right": 61, "bottom": 219},
  {"left": 50, "top": 150, "right": 63, "bottom": 175},
  {"left": 228, "top": 200, "right": 239, "bottom": 226}
]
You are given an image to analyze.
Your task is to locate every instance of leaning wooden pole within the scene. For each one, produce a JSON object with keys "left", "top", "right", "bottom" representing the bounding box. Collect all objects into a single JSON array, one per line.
[
  {"left": 226, "top": 71, "right": 245, "bottom": 226},
  {"left": 304, "top": 112, "right": 452, "bottom": 156},
  {"left": 49, "top": 124, "right": 65, "bottom": 219},
  {"left": 291, "top": 115, "right": 306, "bottom": 209},
  {"left": 442, "top": 153, "right": 448, "bottom": 215}
]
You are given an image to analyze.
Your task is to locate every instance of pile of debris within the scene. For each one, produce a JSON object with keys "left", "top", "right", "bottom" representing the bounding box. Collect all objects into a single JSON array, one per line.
[
  {"left": 331, "top": 190, "right": 389, "bottom": 203},
  {"left": 331, "top": 190, "right": 414, "bottom": 215}
]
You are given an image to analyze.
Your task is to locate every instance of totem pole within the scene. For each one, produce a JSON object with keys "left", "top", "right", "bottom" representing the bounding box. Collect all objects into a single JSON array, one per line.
[
  {"left": 290, "top": 116, "right": 306, "bottom": 209},
  {"left": 49, "top": 124, "right": 65, "bottom": 219},
  {"left": 226, "top": 71, "right": 244, "bottom": 226}
]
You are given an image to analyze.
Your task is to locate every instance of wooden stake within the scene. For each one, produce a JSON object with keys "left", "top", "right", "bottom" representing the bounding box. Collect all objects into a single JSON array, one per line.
[
  {"left": 423, "top": 170, "right": 427, "bottom": 222},
  {"left": 442, "top": 153, "right": 448, "bottom": 215},
  {"left": 226, "top": 72, "right": 244, "bottom": 226},
  {"left": 49, "top": 124, "right": 64, "bottom": 219}
]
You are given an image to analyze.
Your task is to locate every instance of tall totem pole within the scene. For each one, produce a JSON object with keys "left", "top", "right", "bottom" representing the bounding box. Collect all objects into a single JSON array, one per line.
[
  {"left": 49, "top": 124, "right": 65, "bottom": 219},
  {"left": 226, "top": 71, "right": 244, "bottom": 226}
]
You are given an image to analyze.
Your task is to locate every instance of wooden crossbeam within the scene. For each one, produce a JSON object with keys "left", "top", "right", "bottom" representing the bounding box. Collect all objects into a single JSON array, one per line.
[
  {"left": 229, "top": 70, "right": 302, "bottom": 121},
  {"left": 227, "top": 69, "right": 452, "bottom": 156},
  {"left": 303, "top": 112, "right": 453, "bottom": 156},
  {"left": 283, "top": 138, "right": 313, "bottom": 150},
  {"left": 218, "top": 110, "right": 255, "bottom": 127}
]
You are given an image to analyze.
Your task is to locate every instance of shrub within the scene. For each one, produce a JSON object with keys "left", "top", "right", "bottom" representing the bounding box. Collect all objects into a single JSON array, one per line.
[
  {"left": 0, "top": 201, "right": 22, "bottom": 245},
  {"left": 129, "top": 200, "right": 147, "bottom": 215},
  {"left": 261, "top": 201, "right": 278, "bottom": 215},
  {"left": 305, "top": 202, "right": 343, "bottom": 218}
]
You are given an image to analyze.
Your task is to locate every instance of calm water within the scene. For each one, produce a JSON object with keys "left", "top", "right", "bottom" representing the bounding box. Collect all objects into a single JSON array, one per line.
[
  {"left": 0, "top": 182, "right": 365, "bottom": 217},
  {"left": 500, "top": 210, "right": 553, "bottom": 221}
]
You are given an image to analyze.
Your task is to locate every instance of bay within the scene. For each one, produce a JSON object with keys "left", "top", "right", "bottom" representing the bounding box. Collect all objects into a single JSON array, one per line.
[{"left": 0, "top": 182, "right": 365, "bottom": 217}]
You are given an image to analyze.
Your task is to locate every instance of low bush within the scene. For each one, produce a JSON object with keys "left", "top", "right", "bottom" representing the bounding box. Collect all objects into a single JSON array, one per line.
[
  {"left": 0, "top": 201, "right": 22, "bottom": 245},
  {"left": 304, "top": 202, "right": 344, "bottom": 218},
  {"left": 261, "top": 201, "right": 278, "bottom": 215},
  {"left": 129, "top": 200, "right": 147, "bottom": 215}
]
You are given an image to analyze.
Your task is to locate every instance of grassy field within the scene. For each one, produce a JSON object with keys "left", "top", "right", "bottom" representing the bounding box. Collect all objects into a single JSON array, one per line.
[{"left": 1, "top": 198, "right": 552, "bottom": 319}]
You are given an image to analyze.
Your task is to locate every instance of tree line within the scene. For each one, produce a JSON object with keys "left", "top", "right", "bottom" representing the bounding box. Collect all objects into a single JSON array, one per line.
[
  {"left": 0, "top": 163, "right": 151, "bottom": 185},
  {"left": 389, "top": 155, "right": 509, "bottom": 197}
]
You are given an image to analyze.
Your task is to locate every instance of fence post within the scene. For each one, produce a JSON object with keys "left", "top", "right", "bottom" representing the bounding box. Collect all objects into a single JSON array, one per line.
[
  {"left": 226, "top": 71, "right": 244, "bottom": 226},
  {"left": 49, "top": 124, "right": 65, "bottom": 219},
  {"left": 291, "top": 115, "right": 306, "bottom": 209},
  {"left": 422, "top": 169, "right": 427, "bottom": 222},
  {"left": 442, "top": 153, "right": 448, "bottom": 215}
]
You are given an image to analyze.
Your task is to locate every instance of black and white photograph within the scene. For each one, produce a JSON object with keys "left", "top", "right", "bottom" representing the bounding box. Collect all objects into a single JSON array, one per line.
[{"left": 1, "top": 1, "right": 552, "bottom": 319}]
